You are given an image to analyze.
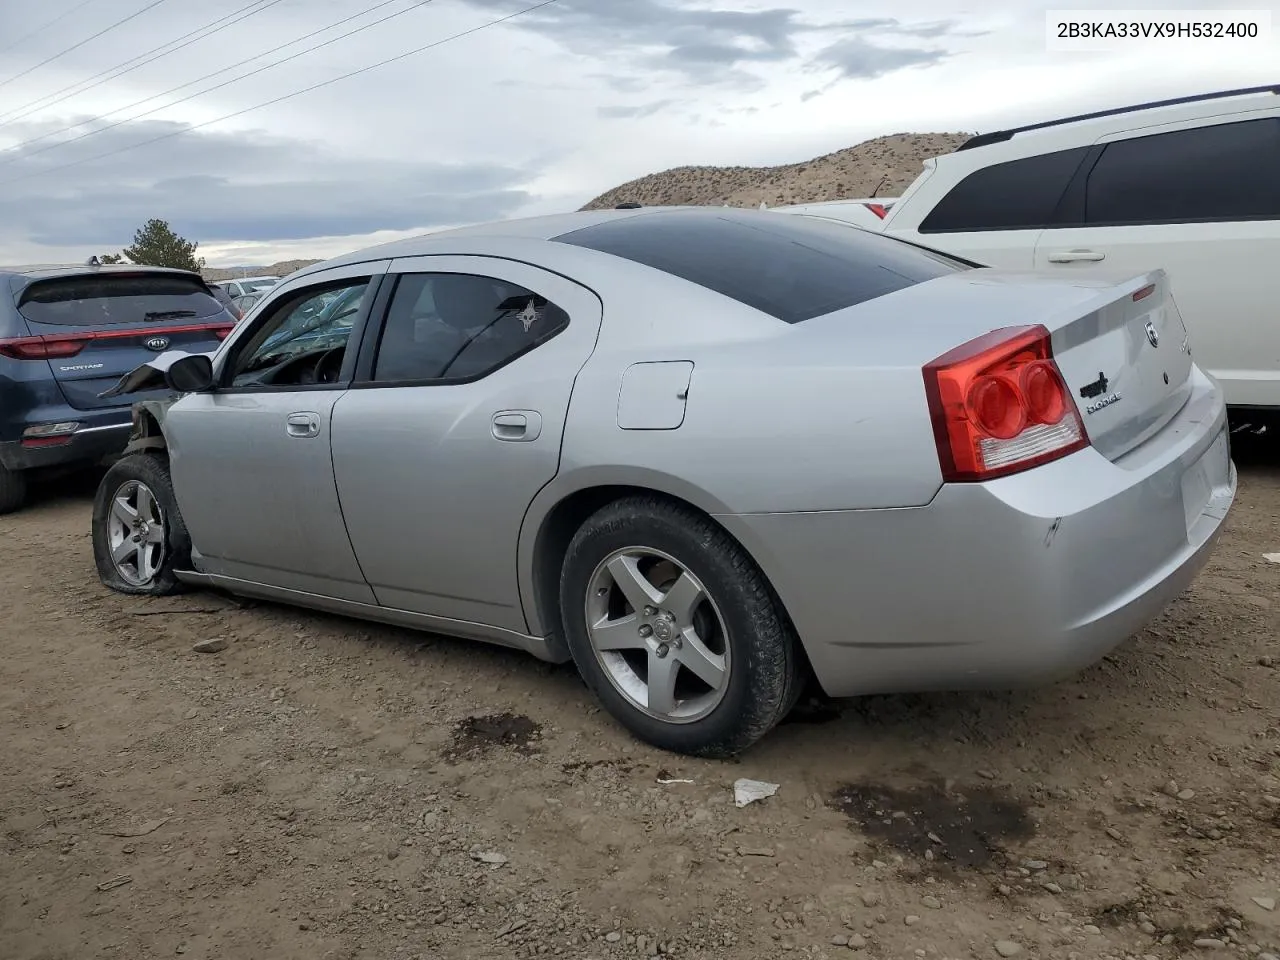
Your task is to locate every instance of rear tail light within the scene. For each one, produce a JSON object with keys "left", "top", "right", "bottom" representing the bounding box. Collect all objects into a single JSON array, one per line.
[
  {"left": 0, "top": 337, "right": 86, "bottom": 359},
  {"left": 0, "top": 321, "right": 234, "bottom": 359},
  {"left": 922, "top": 324, "right": 1089, "bottom": 482},
  {"left": 863, "top": 203, "right": 889, "bottom": 219}
]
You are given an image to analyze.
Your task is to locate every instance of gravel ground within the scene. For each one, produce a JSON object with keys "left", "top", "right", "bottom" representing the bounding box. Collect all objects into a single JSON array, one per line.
[{"left": 2, "top": 441, "right": 1278, "bottom": 960}]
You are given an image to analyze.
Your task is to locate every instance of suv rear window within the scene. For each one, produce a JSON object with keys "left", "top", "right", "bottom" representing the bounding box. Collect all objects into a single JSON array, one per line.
[
  {"left": 919, "top": 146, "right": 1090, "bottom": 233},
  {"left": 18, "top": 273, "right": 225, "bottom": 327},
  {"left": 554, "top": 209, "right": 968, "bottom": 324}
]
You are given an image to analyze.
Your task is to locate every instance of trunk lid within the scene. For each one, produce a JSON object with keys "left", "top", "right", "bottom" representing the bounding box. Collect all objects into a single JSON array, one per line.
[
  {"left": 1044, "top": 270, "right": 1192, "bottom": 461},
  {"left": 13, "top": 270, "right": 234, "bottom": 410},
  {"left": 798, "top": 266, "right": 1193, "bottom": 463}
]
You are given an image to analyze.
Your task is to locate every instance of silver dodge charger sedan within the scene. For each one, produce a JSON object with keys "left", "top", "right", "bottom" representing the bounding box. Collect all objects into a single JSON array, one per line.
[{"left": 91, "top": 206, "right": 1237, "bottom": 757}]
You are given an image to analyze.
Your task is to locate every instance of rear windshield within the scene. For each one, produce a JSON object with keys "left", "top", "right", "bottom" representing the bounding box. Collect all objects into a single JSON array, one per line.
[
  {"left": 553, "top": 209, "right": 969, "bottom": 323},
  {"left": 18, "top": 273, "right": 225, "bottom": 327}
]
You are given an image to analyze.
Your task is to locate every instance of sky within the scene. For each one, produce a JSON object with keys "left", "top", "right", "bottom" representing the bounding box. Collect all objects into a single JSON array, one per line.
[{"left": 0, "top": 0, "right": 1276, "bottom": 267}]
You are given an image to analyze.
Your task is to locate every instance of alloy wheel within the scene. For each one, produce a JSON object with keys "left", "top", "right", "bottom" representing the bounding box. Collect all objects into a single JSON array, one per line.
[
  {"left": 106, "top": 480, "right": 166, "bottom": 587},
  {"left": 584, "top": 546, "right": 731, "bottom": 723}
]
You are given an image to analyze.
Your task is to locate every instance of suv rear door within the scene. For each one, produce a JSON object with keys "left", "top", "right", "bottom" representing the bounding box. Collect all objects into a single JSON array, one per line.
[
  {"left": 12, "top": 270, "right": 235, "bottom": 410},
  {"left": 1034, "top": 113, "right": 1280, "bottom": 407}
]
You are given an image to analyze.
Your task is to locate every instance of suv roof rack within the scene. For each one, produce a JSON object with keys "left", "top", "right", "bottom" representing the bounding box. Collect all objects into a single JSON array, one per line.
[{"left": 957, "top": 83, "right": 1280, "bottom": 151}]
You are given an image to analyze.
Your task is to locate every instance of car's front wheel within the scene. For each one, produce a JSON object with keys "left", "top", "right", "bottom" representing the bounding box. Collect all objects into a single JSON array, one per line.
[
  {"left": 91, "top": 453, "right": 191, "bottom": 596},
  {"left": 559, "top": 496, "right": 804, "bottom": 758}
]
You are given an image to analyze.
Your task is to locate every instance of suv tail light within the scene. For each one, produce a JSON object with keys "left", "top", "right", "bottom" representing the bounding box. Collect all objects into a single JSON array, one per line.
[
  {"left": 922, "top": 324, "right": 1088, "bottom": 482},
  {"left": 863, "top": 203, "right": 890, "bottom": 219},
  {"left": 0, "top": 321, "right": 234, "bottom": 360}
]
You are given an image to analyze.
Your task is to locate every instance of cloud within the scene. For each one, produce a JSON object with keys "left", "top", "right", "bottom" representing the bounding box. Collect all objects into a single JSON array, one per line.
[
  {"left": 814, "top": 36, "right": 949, "bottom": 79},
  {"left": 461, "top": 0, "right": 954, "bottom": 88},
  {"left": 0, "top": 118, "right": 540, "bottom": 250},
  {"left": 596, "top": 99, "right": 678, "bottom": 119}
]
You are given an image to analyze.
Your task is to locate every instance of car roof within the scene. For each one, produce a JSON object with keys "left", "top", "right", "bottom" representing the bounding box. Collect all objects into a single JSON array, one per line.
[
  {"left": 940, "top": 84, "right": 1280, "bottom": 171},
  {"left": 288, "top": 206, "right": 788, "bottom": 279},
  {"left": 958, "top": 83, "right": 1280, "bottom": 152},
  {"left": 0, "top": 262, "right": 200, "bottom": 278}
]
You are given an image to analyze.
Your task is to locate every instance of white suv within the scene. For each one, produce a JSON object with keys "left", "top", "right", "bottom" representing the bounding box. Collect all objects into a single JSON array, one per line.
[{"left": 804, "top": 85, "right": 1280, "bottom": 412}]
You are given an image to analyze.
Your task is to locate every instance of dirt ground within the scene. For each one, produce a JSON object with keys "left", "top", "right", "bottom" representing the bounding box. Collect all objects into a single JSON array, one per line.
[{"left": 2, "top": 443, "right": 1278, "bottom": 960}]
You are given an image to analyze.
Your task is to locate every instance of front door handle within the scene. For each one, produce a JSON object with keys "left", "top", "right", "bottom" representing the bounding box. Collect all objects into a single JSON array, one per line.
[
  {"left": 286, "top": 412, "right": 321, "bottom": 438},
  {"left": 1046, "top": 249, "right": 1106, "bottom": 263},
  {"left": 492, "top": 410, "right": 542, "bottom": 442}
]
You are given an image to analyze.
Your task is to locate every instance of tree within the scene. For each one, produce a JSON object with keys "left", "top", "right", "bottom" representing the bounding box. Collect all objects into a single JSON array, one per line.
[
  {"left": 97, "top": 253, "right": 124, "bottom": 264},
  {"left": 106, "top": 218, "right": 205, "bottom": 271}
]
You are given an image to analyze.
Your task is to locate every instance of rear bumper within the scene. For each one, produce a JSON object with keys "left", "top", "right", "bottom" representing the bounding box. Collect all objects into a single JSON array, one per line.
[
  {"left": 717, "top": 365, "right": 1235, "bottom": 698},
  {"left": 0, "top": 417, "right": 132, "bottom": 471}
]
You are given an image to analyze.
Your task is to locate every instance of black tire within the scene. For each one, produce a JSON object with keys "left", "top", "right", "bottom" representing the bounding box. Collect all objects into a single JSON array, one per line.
[
  {"left": 559, "top": 495, "right": 804, "bottom": 758},
  {"left": 92, "top": 453, "right": 191, "bottom": 596},
  {"left": 0, "top": 466, "right": 27, "bottom": 515}
]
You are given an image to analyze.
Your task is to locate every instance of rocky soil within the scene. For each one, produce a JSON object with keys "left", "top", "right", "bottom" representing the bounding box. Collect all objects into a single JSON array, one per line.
[
  {"left": 1, "top": 438, "right": 1278, "bottom": 960},
  {"left": 580, "top": 133, "right": 971, "bottom": 211}
]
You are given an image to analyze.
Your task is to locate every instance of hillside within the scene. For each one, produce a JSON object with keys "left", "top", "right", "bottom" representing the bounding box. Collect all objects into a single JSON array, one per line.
[
  {"left": 580, "top": 132, "right": 971, "bottom": 210},
  {"left": 203, "top": 259, "right": 321, "bottom": 282}
]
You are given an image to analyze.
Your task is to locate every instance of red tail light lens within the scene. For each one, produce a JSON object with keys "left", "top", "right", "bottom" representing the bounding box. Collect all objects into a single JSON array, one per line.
[
  {"left": 0, "top": 321, "right": 234, "bottom": 359},
  {"left": 863, "top": 202, "right": 889, "bottom": 219},
  {"left": 923, "top": 324, "right": 1089, "bottom": 482},
  {"left": 0, "top": 337, "right": 86, "bottom": 359}
]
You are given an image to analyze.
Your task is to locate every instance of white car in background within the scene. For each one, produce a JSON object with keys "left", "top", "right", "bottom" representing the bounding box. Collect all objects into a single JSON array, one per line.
[
  {"left": 794, "top": 84, "right": 1280, "bottom": 417},
  {"left": 222, "top": 275, "right": 281, "bottom": 299}
]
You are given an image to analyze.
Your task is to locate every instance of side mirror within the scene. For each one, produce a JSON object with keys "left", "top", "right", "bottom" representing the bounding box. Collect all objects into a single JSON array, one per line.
[{"left": 164, "top": 354, "right": 215, "bottom": 393}]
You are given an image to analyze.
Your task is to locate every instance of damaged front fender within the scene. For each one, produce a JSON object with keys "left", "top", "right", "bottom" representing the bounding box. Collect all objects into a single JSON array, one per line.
[{"left": 122, "top": 398, "right": 179, "bottom": 456}]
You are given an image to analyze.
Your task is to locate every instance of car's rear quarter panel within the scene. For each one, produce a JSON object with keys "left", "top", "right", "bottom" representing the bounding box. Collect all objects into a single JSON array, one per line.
[{"left": 515, "top": 252, "right": 947, "bottom": 637}]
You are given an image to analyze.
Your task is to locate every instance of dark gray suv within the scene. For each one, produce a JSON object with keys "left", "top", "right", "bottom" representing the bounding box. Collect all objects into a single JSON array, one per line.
[{"left": 0, "top": 262, "right": 236, "bottom": 513}]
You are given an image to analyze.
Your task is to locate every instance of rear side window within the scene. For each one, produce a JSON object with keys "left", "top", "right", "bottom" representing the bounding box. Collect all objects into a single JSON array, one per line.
[
  {"left": 1084, "top": 118, "right": 1280, "bottom": 224},
  {"left": 18, "top": 273, "right": 225, "bottom": 326},
  {"left": 554, "top": 210, "right": 967, "bottom": 324},
  {"left": 919, "top": 147, "right": 1090, "bottom": 233},
  {"left": 373, "top": 273, "right": 570, "bottom": 382}
]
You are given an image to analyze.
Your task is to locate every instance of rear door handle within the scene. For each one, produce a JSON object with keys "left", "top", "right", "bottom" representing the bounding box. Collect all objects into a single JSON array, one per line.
[
  {"left": 286, "top": 412, "right": 321, "bottom": 438},
  {"left": 492, "top": 410, "right": 542, "bottom": 442},
  {"left": 1046, "top": 249, "right": 1106, "bottom": 263}
]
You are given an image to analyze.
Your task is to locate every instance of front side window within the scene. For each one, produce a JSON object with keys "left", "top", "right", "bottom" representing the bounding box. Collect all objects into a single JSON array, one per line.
[
  {"left": 1084, "top": 117, "right": 1280, "bottom": 224},
  {"left": 372, "top": 273, "right": 569, "bottom": 383},
  {"left": 229, "top": 278, "right": 370, "bottom": 388}
]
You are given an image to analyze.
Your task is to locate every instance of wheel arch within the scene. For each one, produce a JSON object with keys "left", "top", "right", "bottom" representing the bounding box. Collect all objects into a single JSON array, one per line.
[
  {"left": 518, "top": 469, "right": 807, "bottom": 673},
  {"left": 121, "top": 403, "right": 170, "bottom": 457}
]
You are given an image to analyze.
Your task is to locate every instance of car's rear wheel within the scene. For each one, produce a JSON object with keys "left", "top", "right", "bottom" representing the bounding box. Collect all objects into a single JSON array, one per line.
[
  {"left": 559, "top": 496, "right": 803, "bottom": 758},
  {"left": 0, "top": 466, "right": 27, "bottom": 515},
  {"left": 92, "top": 453, "right": 190, "bottom": 596}
]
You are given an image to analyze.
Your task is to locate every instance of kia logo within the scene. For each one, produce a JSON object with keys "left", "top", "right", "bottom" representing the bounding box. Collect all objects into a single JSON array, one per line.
[{"left": 144, "top": 336, "right": 170, "bottom": 352}]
